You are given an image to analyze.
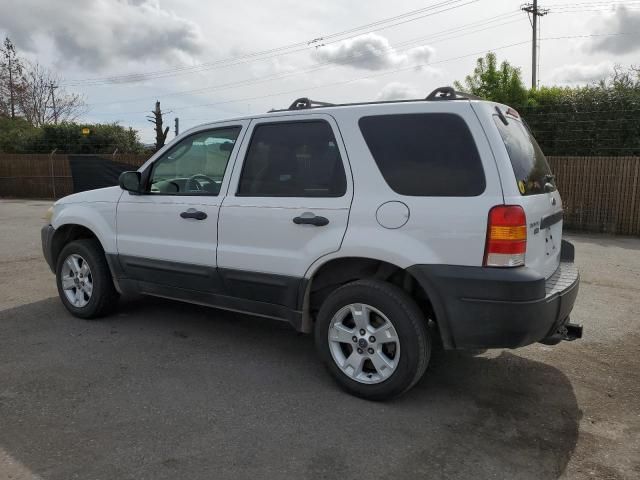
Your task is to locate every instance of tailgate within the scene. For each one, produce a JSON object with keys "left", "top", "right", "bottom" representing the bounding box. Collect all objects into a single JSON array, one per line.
[
  {"left": 520, "top": 190, "right": 563, "bottom": 278},
  {"left": 490, "top": 109, "right": 562, "bottom": 278}
]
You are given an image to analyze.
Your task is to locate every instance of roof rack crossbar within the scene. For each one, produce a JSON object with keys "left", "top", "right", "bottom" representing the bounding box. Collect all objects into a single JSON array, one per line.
[
  {"left": 425, "top": 86, "right": 483, "bottom": 101},
  {"left": 288, "top": 97, "right": 336, "bottom": 110}
]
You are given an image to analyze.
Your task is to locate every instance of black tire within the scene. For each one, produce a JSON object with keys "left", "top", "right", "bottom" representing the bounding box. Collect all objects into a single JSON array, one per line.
[
  {"left": 315, "top": 279, "right": 431, "bottom": 400},
  {"left": 55, "top": 239, "right": 119, "bottom": 319}
]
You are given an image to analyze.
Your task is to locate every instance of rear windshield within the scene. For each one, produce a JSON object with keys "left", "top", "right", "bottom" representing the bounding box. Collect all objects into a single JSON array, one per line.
[
  {"left": 359, "top": 113, "right": 485, "bottom": 197},
  {"left": 493, "top": 116, "right": 555, "bottom": 196}
]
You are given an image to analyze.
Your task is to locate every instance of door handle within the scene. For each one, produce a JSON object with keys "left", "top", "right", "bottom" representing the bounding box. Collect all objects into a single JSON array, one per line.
[
  {"left": 292, "top": 213, "right": 329, "bottom": 226},
  {"left": 180, "top": 209, "right": 207, "bottom": 220}
]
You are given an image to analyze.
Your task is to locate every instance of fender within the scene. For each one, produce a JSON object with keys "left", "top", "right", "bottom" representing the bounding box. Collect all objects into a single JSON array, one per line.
[{"left": 52, "top": 202, "right": 118, "bottom": 254}]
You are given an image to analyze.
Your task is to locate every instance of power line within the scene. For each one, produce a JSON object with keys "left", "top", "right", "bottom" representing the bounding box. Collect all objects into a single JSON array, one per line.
[
  {"left": 88, "top": 30, "right": 637, "bottom": 119},
  {"left": 542, "top": 0, "right": 640, "bottom": 9},
  {"left": 90, "top": 39, "right": 535, "bottom": 117},
  {"left": 85, "top": 11, "right": 525, "bottom": 108},
  {"left": 63, "top": 0, "right": 476, "bottom": 87}
]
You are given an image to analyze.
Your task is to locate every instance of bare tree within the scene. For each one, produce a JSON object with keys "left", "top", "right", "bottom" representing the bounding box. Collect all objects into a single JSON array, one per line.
[
  {"left": 0, "top": 37, "right": 25, "bottom": 118},
  {"left": 19, "top": 62, "right": 85, "bottom": 127},
  {"left": 598, "top": 64, "right": 640, "bottom": 90},
  {"left": 146, "top": 101, "right": 170, "bottom": 151}
]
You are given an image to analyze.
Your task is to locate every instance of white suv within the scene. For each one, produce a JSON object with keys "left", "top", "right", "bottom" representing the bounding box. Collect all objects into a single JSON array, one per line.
[{"left": 42, "top": 87, "right": 581, "bottom": 400}]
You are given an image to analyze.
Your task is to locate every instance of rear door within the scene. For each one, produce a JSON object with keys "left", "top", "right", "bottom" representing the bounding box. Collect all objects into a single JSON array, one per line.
[
  {"left": 490, "top": 109, "right": 563, "bottom": 278},
  {"left": 216, "top": 114, "right": 352, "bottom": 307}
]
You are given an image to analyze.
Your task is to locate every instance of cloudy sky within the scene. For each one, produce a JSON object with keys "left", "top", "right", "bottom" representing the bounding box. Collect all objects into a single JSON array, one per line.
[{"left": 1, "top": 0, "right": 639, "bottom": 142}]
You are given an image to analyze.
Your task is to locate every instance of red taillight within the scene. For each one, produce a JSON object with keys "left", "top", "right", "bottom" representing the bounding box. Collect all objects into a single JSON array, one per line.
[{"left": 484, "top": 205, "right": 527, "bottom": 267}]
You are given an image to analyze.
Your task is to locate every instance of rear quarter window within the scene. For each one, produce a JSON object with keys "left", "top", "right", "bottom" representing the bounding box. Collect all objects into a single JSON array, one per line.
[
  {"left": 493, "top": 116, "right": 555, "bottom": 196},
  {"left": 358, "top": 113, "right": 485, "bottom": 196}
]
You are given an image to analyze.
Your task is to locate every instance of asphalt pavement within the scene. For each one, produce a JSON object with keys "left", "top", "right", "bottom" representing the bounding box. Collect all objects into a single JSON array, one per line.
[{"left": 0, "top": 199, "right": 638, "bottom": 480}]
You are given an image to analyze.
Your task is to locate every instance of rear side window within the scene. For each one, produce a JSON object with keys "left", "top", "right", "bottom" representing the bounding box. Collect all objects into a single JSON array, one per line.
[
  {"left": 237, "top": 121, "right": 347, "bottom": 197},
  {"left": 358, "top": 113, "right": 485, "bottom": 196},
  {"left": 493, "top": 116, "right": 555, "bottom": 196}
]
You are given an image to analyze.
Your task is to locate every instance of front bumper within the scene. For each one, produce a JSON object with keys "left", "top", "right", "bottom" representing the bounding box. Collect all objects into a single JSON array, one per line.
[
  {"left": 41, "top": 224, "right": 56, "bottom": 273},
  {"left": 408, "top": 240, "right": 580, "bottom": 349}
]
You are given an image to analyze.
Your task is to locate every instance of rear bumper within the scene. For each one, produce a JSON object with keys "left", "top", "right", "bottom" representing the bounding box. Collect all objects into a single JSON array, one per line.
[
  {"left": 41, "top": 224, "right": 56, "bottom": 273},
  {"left": 407, "top": 240, "right": 580, "bottom": 349}
]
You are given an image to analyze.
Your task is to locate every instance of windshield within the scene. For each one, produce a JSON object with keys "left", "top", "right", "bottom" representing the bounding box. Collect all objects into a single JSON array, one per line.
[{"left": 493, "top": 116, "right": 555, "bottom": 196}]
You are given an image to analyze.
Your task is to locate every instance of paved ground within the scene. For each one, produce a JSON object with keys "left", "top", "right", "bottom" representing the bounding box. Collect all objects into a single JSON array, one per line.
[{"left": 0, "top": 199, "right": 638, "bottom": 480}]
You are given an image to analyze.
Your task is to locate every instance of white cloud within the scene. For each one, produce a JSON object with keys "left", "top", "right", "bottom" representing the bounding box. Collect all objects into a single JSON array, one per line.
[
  {"left": 0, "top": 0, "right": 204, "bottom": 70},
  {"left": 587, "top": 6, "right": 640, "bottom": 55},
  {"left": 376, "top": 82, "right": 422, "bottom": 100},
  {"left": 313, "top": 33, "right": 435, "bottom": 71},
  {"left": 549, "top": 62, "right": 613, "bottom": 85}
]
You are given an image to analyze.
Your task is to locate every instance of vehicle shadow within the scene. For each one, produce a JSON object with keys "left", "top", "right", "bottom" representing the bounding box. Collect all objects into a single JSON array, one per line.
[{"left": 0, "top": 297, "right": 579, "bottom": 480}]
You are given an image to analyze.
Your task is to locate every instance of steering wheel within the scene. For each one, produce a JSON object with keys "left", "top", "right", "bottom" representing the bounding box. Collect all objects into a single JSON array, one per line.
[{"left": 186, "top": 174, "right": 216, "bottom": 192}]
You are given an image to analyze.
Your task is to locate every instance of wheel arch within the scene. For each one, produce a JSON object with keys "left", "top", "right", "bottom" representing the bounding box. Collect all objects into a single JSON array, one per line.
[
  {"left": 300, "top": 256, "right": 444, "bottom": 344},
  {"left": 50, "top": 223, "right": 105, "bottom": 270}
]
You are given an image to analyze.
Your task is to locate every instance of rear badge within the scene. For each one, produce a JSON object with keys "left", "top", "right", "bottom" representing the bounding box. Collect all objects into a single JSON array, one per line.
[
  {"left": 529, "top": 220, "right": 540, "bottom": 235},
  {"left": 551, "top": 197, "right": 557, "bottom": 206}
]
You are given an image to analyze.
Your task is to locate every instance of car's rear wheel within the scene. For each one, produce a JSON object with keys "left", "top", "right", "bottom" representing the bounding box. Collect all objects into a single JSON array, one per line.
[
  {"left": 315, "top": 279, "right": 431, "bottom": 400},
  {"left": 56, "top": 239, "right": 119, "bottom": 319}
]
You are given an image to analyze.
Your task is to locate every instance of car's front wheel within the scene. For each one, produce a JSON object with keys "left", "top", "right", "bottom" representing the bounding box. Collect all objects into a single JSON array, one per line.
[
  {"left": 56, "top": 239, "right": 119, "bottom": 319},
  {"left": 315, "top": 279, "right": 431, "bottom": 400}
]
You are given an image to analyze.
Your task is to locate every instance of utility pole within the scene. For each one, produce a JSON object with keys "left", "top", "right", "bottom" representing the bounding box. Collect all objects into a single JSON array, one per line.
[
  {"left": 174, "top": 117, "right": 179, "bottom": 137},
  {"left": 522, "top": 0, "right": 548, "bottom": 89},
  {"left": 49, "top": 82, "right": 58, "bottom": 124}
]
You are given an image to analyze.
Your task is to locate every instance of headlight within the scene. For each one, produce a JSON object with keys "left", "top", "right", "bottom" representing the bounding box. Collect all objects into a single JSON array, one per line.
[{"left": 43, "top": 206, "right": 54, "bottom": 223}]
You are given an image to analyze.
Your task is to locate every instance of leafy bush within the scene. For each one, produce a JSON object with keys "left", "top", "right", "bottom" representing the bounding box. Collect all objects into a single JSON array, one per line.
[
  {"left": 0, "top": 120, "right": 147, "bottom": 154},
  {"left": 520, "top": 81, "right": 640, "bottom": 156}
]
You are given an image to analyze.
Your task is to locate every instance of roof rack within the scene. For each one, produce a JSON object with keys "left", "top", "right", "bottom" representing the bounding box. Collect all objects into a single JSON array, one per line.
[
  {"left": 425, "top": 86, "right": 483, "bottom": 101},
  {"left": 268, "top": 86, "right": 483, "bottom": 113},
  {"left": 288, "top": 97, "right": 336, "bottom": 110}
]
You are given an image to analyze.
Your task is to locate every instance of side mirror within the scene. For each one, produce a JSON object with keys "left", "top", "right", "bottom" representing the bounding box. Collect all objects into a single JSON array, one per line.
[{"left": 119, "top": 171, "right": 142, "bottom": 194}]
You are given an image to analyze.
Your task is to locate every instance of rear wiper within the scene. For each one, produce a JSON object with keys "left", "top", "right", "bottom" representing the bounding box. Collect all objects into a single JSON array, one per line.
[{"left": 495, "top": 106, "right": 509, "bottom": 125}]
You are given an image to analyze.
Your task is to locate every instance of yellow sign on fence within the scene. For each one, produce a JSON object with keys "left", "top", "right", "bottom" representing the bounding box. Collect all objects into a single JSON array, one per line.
[{"left": 81, "top": 127, "right": 90, "bottom": 136}]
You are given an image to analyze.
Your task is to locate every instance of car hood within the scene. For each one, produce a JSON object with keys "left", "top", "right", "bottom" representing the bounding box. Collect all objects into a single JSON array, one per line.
[{"left": 55, "top": 186, "right": 123, "bottom": 205}]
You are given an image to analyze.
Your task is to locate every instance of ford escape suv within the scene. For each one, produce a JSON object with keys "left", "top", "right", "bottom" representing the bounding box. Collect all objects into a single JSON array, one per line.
[{"left": 42, "top": 87, "right": 581, "bottom": 400}]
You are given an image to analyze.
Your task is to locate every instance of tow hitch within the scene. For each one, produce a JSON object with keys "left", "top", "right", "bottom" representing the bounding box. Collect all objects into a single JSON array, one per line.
[
  {"left": 540, "top": 320, "right": 583, "bottom": 345},
  {"left": 563, "top": 323, "right": 583, "bottom": 341}
]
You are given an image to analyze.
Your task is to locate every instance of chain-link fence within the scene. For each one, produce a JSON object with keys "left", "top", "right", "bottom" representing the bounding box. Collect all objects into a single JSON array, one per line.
[
  {"left": 1, "top": 153, "right": 639, "bottom": 235},
  {"left": 0, "top": 152, "right": 149, "bottom": 198}
]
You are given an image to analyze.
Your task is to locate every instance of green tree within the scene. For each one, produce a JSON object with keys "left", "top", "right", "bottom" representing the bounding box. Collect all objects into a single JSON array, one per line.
[{"left": 454, "top": 52, "right": 528, "bottom": 106}]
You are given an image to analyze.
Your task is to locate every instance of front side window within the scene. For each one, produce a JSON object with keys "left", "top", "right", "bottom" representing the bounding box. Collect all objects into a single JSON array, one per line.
[
  {"left": 359, "top": 113, "right": 485, "bottom": 196},
  {"left": 149, "top": 127, "right": 241, "bottom": 195},
  {"left": 237, "top": 121, "right": 347, "bottom": 197}
]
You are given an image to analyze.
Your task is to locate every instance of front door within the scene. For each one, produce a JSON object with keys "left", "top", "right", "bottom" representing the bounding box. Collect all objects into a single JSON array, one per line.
[
  {"left": 216, "top": 114, "right": 353, "bottom": 308},
  {"left": 116, "top": 122, "right": 247, "bottom": 291}
]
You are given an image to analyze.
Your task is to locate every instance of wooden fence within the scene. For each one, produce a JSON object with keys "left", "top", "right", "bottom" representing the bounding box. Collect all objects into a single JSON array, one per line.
[
  {"left": 547, "top": 156, "right": 640, "bottom": 235},
  {"left": 0, "top": 153, "right": 149, "bottom": 199},
  {"left": 1, "top": 154, "right": 639, "bottom": 235}
]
